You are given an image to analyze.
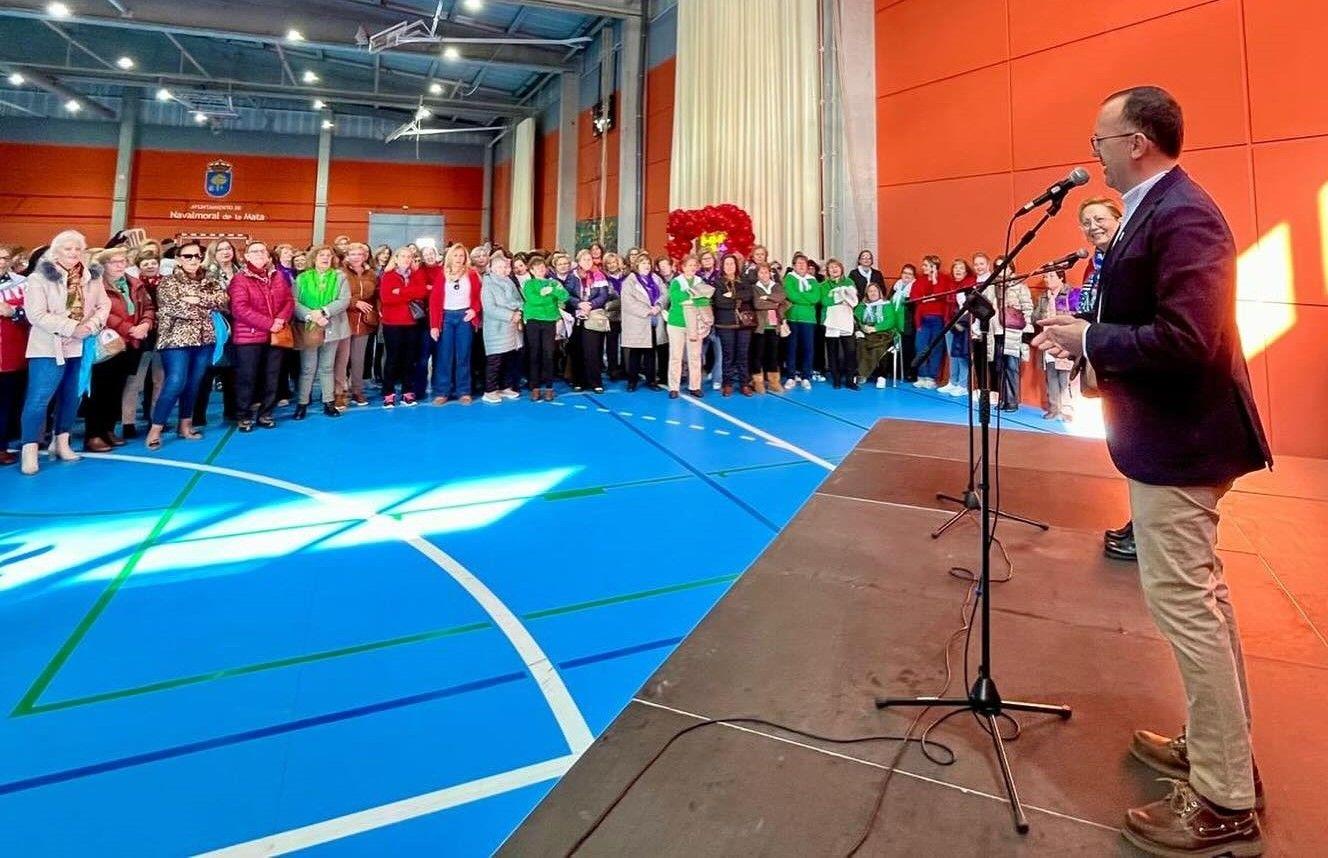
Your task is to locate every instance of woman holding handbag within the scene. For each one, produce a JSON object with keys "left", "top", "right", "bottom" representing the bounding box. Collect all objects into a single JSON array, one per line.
[
  {"left": 85, "top": 246, "right": 156, "bottom": 451},
  {"left": 145, "top": 241, "right": 228, "bottom": 450},
  {"left": 748, "top": 262, "right": 787, "bottom": 394},
  {"left": 378, "top": 246, "right": 427, "bottom": 408},
  {"left": 712, "top": 254, "right": 756, "bottom": 397},
  {"left": 566, "top": 248, "right": 611, "bottom": 393},
  {"left": 228, "top": 241, "right": 294, "bottom": 432},
  {"left": 339, "top": 242, "right": 378, "bottom": 407},
  {"left": 665, "top": 254, "right": 713, "bottom": 399},
  {"left": 619, "top": 252, "right": 666, "bottom": 392},
  {"left": 17, "top": 231, "right": 110, "bottom": 475},
  {"left": 292, "top": 245, "right": 350, "bottom": 420}
]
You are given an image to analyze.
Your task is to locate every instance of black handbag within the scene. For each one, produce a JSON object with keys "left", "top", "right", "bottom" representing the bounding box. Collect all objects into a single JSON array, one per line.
[{"left": 407, "top": 299, "right": 427, "bottom": 322}]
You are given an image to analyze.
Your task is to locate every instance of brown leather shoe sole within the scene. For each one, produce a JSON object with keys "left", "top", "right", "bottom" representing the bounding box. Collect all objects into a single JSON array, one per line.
[{"left": 1121, "top": 825, "right": 1263, "bottom": 858}]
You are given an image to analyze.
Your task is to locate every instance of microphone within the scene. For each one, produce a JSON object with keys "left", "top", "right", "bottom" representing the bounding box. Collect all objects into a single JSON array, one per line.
[
  {"left": 1018, "top": 168, "right": 1090, "bottom": 214},
  {"left": 1028, "top": 248, "right": 1090, "bottom": 276}
]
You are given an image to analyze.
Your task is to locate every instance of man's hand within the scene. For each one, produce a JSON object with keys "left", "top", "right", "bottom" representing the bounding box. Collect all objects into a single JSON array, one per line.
[{"left": 1032, "top": 314, "right": 1087, "bottom": 361}]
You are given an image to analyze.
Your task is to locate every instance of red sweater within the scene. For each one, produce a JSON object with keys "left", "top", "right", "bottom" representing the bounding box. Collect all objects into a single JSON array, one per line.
[
  {"left": 0, "top": 275, "right": 27, "bottom": 372},
  {"left": 427, "top": 267, "right": 483, "bottom": 329},
  {"left": 378, "top": 267, "right": 428, "bottom": 326},
  {"left": 912, "top": 273, "right": 955, "bottom": 327}
]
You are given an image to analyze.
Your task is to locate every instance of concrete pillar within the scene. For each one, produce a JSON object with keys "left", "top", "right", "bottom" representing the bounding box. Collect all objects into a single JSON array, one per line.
[
  {"left": 482, "top": 143, "right": 494, "bottom": 243},
  {"left": 555, "top": 72, "right": 579, "bottom": 252},
  {"left": 312, "top": 121, "right": 332, "bottom": 243},
  {"left": 110, "top": 91, "right": 138, "bottom": 234},
  {"left": 616, "top": 15, "right": 644, "bottom": 250}
]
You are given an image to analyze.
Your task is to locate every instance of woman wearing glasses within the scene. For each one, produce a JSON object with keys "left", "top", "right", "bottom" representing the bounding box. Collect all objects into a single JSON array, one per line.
[
  {"left": 228, "top": 242, "right": 293, "bottom": 431},
  {"left": 145, "top": 241, "right": 229, "bottom": 450}
]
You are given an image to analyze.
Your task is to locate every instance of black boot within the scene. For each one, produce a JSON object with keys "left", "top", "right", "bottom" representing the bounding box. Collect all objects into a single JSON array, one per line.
[
  {"left": 293, "top": 404, "right": 308, "bottom": 420},
  {"left": 322, "top": 403, "right": 342, "bottom": 418}
]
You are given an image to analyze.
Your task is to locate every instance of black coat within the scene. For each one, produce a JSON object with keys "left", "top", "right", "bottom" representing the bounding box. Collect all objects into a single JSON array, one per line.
[
  {"left": 712, "top": 278, "right": 755, "bottom": 328},
  {"left": 849, "top": 266, "right": 886, "bottom": 301},
  {"left": 1083, "top": 166, "right": 1272, "bottom": 486}
]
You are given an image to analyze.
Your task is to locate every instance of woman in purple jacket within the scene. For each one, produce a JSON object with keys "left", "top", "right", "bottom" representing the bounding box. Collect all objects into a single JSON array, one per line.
[{"left": 227, "top": 241, "right": 294, "bottom": 431}]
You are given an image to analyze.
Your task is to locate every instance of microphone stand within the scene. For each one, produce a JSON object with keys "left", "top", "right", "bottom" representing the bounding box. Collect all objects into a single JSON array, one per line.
[
  {"left": 876, "top": 201, "right": 1072, "bottom": 835},
  {"left": 907, "top": 281, "right": 1049, "bottom": 540}
]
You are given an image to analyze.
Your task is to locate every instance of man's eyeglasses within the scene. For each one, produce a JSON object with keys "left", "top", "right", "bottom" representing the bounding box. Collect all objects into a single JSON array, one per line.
[
  {"left": 179, "top": 252, "right": 203, "bottom": 260},
  {"left": 1090, "top": 131, "right": 1140, "bottom": 156}
]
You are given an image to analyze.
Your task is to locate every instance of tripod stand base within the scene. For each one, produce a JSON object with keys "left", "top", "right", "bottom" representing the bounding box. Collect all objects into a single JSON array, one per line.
[
  {"left": 875, "top": 676, "right": 1071, "bottom": 834},
  {"left": 931, "top": 492, "right": 1052, "bottom": 539}
]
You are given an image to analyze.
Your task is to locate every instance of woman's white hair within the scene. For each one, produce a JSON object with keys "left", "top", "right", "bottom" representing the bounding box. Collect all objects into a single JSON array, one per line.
[{"left": 49, "top": 230, "right": 87, "bottom": 252}]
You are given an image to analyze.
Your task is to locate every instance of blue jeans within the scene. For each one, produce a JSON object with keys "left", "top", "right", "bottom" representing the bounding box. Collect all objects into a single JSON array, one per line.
[
  {"left": 949, "top": 356, "right": 969, "bottom": 390},
  {"left": 432, "top": 309, "right": 473, "bottom": 398},
  {"left": 703, "top": 329, "right": 723, "bottom": 386},
  {"left": 1000, "top": 353, "right": 1021, "bottom": 407},
  {"left": 786, "top": 321, "right": 815, "bottom": 380},
  {"left": 914, "top": 315, "right": 945, "bottom": 381},
  {"left": 21, "top": 356, "right": 82, "bottom": 445},
  {"left": 153, "top": 345, "right": 211, "bottom": 426}
]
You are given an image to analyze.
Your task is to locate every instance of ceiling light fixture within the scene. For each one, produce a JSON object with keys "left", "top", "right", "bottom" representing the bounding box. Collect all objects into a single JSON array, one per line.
[
  {"left": 285, "top": 28, "right": 305, "bottom": 43},
  {"left": 302, "top": 70, "right": 319, "bottom": 84},
  {"left": 428, "top": 81, "right": 443, "bottom": 95},
  {"left": 442, "top": 46, "right": 460, "bottom": 61},
  {"left": 64, "top": 98, "right": 81, "bottom": 112},
  {"left": 193, "top": 111, "right": 208, "bottom": 123},
  {"left": 7, "top": 73, "right": 24, "bottom": 86},
  {"left": 462, "top": 0, "right": 483, "bottom": 11},
  {"left": 321, "top": 119, "right": 335, "bottom": 130},
  {"left": 415, "top": 107, "right": 431, "bottom": 120},
  {"left": 313, "top": 98, "right": 326, "bottom": 110},
  {"left": 116, "top": 56, "right": 134, "bottom": 70},
  {"left": 47, "top": 2, "right": 71, "bottom": 19},
  {"left": 155, "top": 87, "right": 172, "bottom": 101}
]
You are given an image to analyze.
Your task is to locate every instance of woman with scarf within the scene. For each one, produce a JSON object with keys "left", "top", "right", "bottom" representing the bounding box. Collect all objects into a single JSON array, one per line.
[
  {"left": 339, "top": 242, "right": 378, "bottom": 407},
  {"left": 820, "top": 259, "right": 860, "bottom": 390},
  {"left": 521, "top": 256, "right": 569, "bottom": 401},
  {"left": 620, "top": 252, "right": 666, "bottom": 392},
  {"left": 697, "top": 250, "right": 724, "bottom": 390},
  {"left": 938, "top": 257, "right": 977, "bottom": 396},
  {"left": 782, "top": 253, "right": 820, "bottom": 390},
  {"left": 1077, "top": 197, "right": 1123, "bottom": 317},
  {"left": 292, "top": 245, "right": 350, "bottom": 419},
  {"left": 195, "top": 237, "right": 240, "bottom": 425},
  {"left": 1034, "top": 268, "right": 1082, "bottom": 420},
  {"left": 146, "top": 241, "right": 229, "bottom": 449},
  {"left": 17, "top": 231, "right": 110, "bottom": 475},
  {"left": 119, "top": 250, "right": 166, "bottom": 439},
  {"left": 748, "top": 262, "right": 787, "bottom": 394},
  {"left": 378, "top": 246, "right": 427, "bottom": 408},
  {"left": 228, "top": 241, "right": 294, "bottom": 431},
  {"left": 665, "top": 254, "right": 714, "bottom": 400},
  {"left": 712, "top": 254, "right": 756, "bottom": 397},
  {"left": 602, "top": 252, "right": 627, "bottom": 381},
  {"left": 565, "top": 248, "right": 611, "bottom": 393},
  {"left": 480, "top": 253, "right": 524, "bottom": 403},
  {"left": 855, "top": 281, "right": 901, "bottom": 388},
  {"left": 427, "top": 243, "right": 483, "bottom": 405},
  {"left": 84, "top": 247, "right": 156, "bottom": 451}
]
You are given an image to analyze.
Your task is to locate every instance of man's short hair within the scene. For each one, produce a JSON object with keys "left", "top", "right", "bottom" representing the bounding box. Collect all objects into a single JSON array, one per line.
[{"left": 1106, "top": 85, "right": 1184, "bottom": 158}]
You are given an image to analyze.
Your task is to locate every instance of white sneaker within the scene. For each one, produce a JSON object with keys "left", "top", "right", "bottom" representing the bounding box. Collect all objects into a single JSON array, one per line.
[
  {"left": 482, "top": 391, "right": 502, "bottom": 404},
  {"left": 949, "top": 385, "right": 968, "bottom": 397},
  {"left": 875, "top": 377, "right": 886, "bottom": 389},
  {"left": 784, "top": 378, "right": 798, "bottom": 390},
  {"left": 937, "top": 383, "right": 955, "bottom": 395},
  {"left": 800, "top": 378, "right": 812, "bottom": 390},
  {"left": 913, "top": 378, "right": 929, "bottom": 388},
  {"left": 812, "top": 372, "right": 825, "bottom": 382},
  {"left": 711, "top": 381, "right": 721, "bottom": 391},
  {"left": 499, "top": 388, "right": 520, "bottom": 400}
]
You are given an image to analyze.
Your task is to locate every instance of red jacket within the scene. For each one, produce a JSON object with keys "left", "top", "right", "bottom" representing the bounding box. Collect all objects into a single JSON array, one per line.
[
  {"left": 428, "top": 267, "right": 483, "bottom": 330},
  {"left": 228, "top": 265, "right": 294, "bottom": 345},
  {"left": 912, "top": 273, "right": 955, "bottom": 327},
  {"left": 0, "top": 274, "right": 28, "bottom": 372},
  {"left": 104, "top": 274, "right": 157, "bottom": 349},
  {"left": 378, "top": 267, "right": 428, "bottom": 326}
]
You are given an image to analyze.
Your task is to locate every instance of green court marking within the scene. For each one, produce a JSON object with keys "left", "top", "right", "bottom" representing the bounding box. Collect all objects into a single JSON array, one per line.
[
  {"left": 0, "top": 505, "right": 172, "bottom": 519},
  {"left": 541, "top": 486, "right": 606, "bottom": 501},
  {"left": 11, "top": 428, "right": 236, "bottom": 717},
  {"left": 19, "top": 571, "right": 741, "bottom": 716}
]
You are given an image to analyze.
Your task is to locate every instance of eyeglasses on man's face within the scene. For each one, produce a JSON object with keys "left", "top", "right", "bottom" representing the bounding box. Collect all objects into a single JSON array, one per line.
[{"left": 1090, "top": 131, "right": 1140, "bottom": 156}]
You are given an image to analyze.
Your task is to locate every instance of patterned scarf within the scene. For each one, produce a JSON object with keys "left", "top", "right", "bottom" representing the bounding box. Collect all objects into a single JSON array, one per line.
[
  {"left": 1077, "top": 248, "right": 1105, "bottom": 314},
  {"left": 861, "top": 299, "right": 887, "bottom": 326},
  {"left": 63, "top": 261, "right": 84, "bottom": 319}
]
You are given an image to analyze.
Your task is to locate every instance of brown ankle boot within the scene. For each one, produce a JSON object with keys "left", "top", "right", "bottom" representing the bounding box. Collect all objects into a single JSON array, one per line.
[
  {"left": 766, "top": 371, "right": 783, "bottom": 394},
  {"left": 751, "top": 373, "right": 766, "bottom": 394}
]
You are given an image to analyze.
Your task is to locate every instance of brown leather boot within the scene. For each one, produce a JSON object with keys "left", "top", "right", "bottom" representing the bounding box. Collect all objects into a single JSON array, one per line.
[
  {"left": 1131, "top": 728, "right": 1264, "bottom": 810},
  {"left": 1122, "top": 779, "right": 1262, "bottom": 857},
  {"left": 751, "top": 373, "right": 766, "bottom": 394},
  {"left": 766, "top": 371, "right": 783, "bottom": 394},
  {"left": 334, "top": 392, "right": 349, "bottom": 411},
  {"left": 83, "top": 436, "right": 112, "bottom": 453}
]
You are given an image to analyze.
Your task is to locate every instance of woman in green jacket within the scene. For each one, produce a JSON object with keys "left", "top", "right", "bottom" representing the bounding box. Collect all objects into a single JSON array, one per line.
[
  {"left": 855, "top": 281, "right": 901, "bottom": 388},
  {"left": 521, "top": 256, "right": 568, "bottom": 401},
  {"left": 665, "top": 254, "right": 713, "bottom": 399},
  {"left": 820, "top": 259, "right": 859, "bottom": 390},
  {"left": 782, "top": 253, "right": 819, "bottom": 390}
]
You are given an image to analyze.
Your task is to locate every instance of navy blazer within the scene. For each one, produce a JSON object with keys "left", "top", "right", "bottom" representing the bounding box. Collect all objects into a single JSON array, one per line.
[{"left": 1084, "top": 167, "right": 1272, "bottom": 486}]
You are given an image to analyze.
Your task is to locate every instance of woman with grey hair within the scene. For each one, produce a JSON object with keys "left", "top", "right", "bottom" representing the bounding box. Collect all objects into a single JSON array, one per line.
[
  {"left": 479, "top": 254, "right": 523, "bottom": 403},
  {"left": 17, "top": 230, "right": 110, "bottom": 475},
  {"left": 291, "top": 245, "right": 350, "bottom": 419}
]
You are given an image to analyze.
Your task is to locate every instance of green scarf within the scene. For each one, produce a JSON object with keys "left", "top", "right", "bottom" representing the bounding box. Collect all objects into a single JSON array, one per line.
[
  {"left": 113, "top": 275, "right": 135, "bottom": 315},
  {"left": 295, "top": 268, "right": 339, "bottom": 312}
]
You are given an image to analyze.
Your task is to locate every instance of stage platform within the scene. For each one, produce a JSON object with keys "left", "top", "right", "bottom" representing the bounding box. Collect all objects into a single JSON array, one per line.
[{"left": 501, "top": 418, "right": 1328, "bottom": 856}]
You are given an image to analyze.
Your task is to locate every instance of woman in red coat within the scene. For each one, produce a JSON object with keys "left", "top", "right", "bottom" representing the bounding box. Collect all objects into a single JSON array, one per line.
[
  {"left": 0, "top": 245, "right": 27, "bottom": 464},
  {"left": 378, "top": 245, "right": 428, "bottom": 408},
  {"left": 227, "top": 241, "right": 293, "bottom": 431},
  {"left": 910, "top": 254, "right": 953, "bottom": 389},
  {"left": 84, "top": 247, "right": 156, "bottom": 451}
]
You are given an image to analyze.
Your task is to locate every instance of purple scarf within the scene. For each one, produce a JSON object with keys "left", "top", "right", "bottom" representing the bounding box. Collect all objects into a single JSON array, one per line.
[{"left": 635, "top": 271, "right": 660, "bottom": 305}]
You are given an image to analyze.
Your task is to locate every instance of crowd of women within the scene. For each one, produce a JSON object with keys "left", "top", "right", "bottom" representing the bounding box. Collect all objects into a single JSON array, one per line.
[{"left": 0, "top": 194, "right": 1122, "bottom": 477}]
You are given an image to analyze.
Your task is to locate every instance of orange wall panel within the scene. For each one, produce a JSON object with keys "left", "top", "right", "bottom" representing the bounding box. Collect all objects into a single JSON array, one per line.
[
  {"left": 1008, "top": 0, "right": 1209, "bottom": 56},
  {"left": 1250, "top": 136, "right": 1328, "bottom": 307},
  {"left": 877, "top": 63, "right": 1013, "bottom": 185},
  {"left": 0, "top": 143, "right": 118, "bottom": 247},
  {"left": 876, "top": 0, "right": 1009, "bottom": 95},
  {"left": 1243, "top": 0, "right": 1328, "bottom": 142},
  {"left": 1263, "top": 303, "right": 1328, "bottom": 457},
  {"left": 877, "top": 173, "right": 1015, "bottom": 273}
]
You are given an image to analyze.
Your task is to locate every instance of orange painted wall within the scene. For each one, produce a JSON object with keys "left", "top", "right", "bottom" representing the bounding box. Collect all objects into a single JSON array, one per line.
[
  {"left": 874, "top": 0, "right": 1328, "bottom": 458},
  {"left": 643, "top": 57, "right": 675, "bottom": 255},
  {"left": 577, "top": 94, "right": 621, "bottom": 226},
  {"left": 492, "top": 158, "right": 512, "bottom": 248},
  {"left": 0, "top": 143, "right": 483, "bottom": 249}
]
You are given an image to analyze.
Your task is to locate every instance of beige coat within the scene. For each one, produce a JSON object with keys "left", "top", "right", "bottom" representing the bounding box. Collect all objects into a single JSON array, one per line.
[
  {"left": 24, "top": 256, "right": 111, "bottom": 364},
  {"left": 619, "top": 273, "right": 667, "bottom": 349}
]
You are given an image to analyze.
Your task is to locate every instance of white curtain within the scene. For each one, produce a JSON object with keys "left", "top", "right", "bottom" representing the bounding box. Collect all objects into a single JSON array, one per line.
[
  {"left": 508, "top": 117, "right": 535, "bottom": 252},
  {"left": 669, "top": 0, "right": 822, "bottom": 262}
]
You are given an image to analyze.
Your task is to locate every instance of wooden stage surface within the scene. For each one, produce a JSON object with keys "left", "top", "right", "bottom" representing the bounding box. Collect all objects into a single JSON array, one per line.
[{"left": 502, "top": 419, "right": 1328, "bottom": 856}]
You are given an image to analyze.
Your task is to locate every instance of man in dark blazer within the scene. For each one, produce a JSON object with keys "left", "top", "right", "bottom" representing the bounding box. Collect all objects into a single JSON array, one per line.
[
  {"left": 1034, "top": 85, "right": 1272, "bottom": 858},
  {"left": 848, "top": 250, "right": 887, "bottom": 301}
]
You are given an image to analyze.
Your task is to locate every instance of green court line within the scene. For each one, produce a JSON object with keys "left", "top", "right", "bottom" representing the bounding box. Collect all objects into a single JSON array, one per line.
[
  {"left": 0, "top": 505, "right": 172, "bottom": 519},
  {"left": 20, "top": 572, "right": 741, "bottom": 716},
  {"left": 11, "top": 428, "right": 236, "bottom": 717}
]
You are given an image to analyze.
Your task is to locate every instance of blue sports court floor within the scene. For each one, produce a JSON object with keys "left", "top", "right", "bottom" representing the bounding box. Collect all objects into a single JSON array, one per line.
[{"left": 0, "top": 379, "right": 1082, "bottom": 855}]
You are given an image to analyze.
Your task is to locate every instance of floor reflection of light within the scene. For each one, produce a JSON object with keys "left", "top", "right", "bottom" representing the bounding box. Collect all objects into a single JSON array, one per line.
[
  {"left": 1066, "top": 396, "right": 1106, "bottom": 439},
  {"left": 1236, "top": 222, "right": 1296, "bottom": 359}
]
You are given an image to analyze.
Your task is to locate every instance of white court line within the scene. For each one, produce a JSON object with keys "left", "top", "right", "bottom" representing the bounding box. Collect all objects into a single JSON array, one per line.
[
  {"left": 86, "top": 452, "right": 595, "bottom": 759},
  {"left": 815, "top": 490, "right": 954, "bottom": 518},
  {"left": 631, "top": 699, "right": 1117, "bottom": 834},
  {"left": 196, "top": 754, "right": 580, "bottom": 856},
  {"left": 677, "top": 396, "right": 835, "bottom": 471}
]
